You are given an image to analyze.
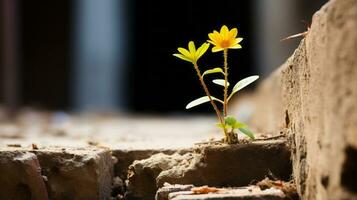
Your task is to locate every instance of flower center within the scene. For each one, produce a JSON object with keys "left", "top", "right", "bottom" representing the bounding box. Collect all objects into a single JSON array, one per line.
[{"left": 220, "top": 40, "right": 231, "bottom": 48}]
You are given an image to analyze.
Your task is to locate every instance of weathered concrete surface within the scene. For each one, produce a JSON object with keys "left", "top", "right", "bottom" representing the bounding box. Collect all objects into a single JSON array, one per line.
[
  {"left": 126, "top": 139, "right": 291, "bottom": 200},
  {"left": 0, "top": 147, "right": 114, "bottom": 200},
  {"left": 0, "top": 150, "right": 48, "bottom": 200},
  {"left": 157, "top": 140, "right": 291, "bottom": 187},
  {"left": 112, "top": 149, "right": 189, "bottom": 180},
  {"left": 125, "top": 152, "right": 195, "bottom": 200},
  {"left": 156, "top": 184, "right": 194, "bottom": 200},
  {"left": 167, "top": 186, "right": 289, "bottom": 200},
  {"left": 34, "top": 147, "right": 114, "bottom": 200},
  {"left": 0, "top": 113, "right": 221, "bottom": 150},
  {"left": 240, "top": 0, "right": 357, "bottom": 199}
]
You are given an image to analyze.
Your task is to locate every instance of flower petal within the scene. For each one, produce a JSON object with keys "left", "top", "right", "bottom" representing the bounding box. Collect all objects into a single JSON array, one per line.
[
  {"left": 229, "top": 28, "right": 238, "bottom": 38},
  {"left": 188, "top": 41, "right": 196, "bottom": 61},
  {"left": 188, "top": 41, "right": 196, "bottom": 54},
  {"left": 178, "top": 47, "right": 193, "bottom": 59},
  {"left": 207, "top": 40, "right": 217, "bottom": 46},
  {"left": 234, "top": 37, "right": 243, "bottom": 44},
  {"left": 213, "top": 30, "right": 221, "bottom": 39},
  {"left": 196, "top": 43, "right": 210, "bottom": 59},
  {"left": 212, "top": 46, "right": 223, "bottom": 52},
  {"left": 208, "top": 26, "right": 242, "bottom": 51},
  {"left": 173, "top": 53, "right": 192, "bottom": 63},
  {"left": 220, "top": 25, "right": 229, "bottom": 38},
  {"left": 230, "top": 44, "right": 242, "bottom": 49},
  {"left": 208, "top": 33, "right": 218, "bottom": 43}
]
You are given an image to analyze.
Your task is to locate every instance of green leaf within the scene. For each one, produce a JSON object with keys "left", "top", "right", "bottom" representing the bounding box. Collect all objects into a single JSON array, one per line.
[
  {"left": 202, "top": 68, "right": 224, "bottom": 78},
  {"left": 224, "top": 116, "right": 248, "bottom": 130},
  {"left": 224, "top": 116, "right": 237, "bottom": 127},
  {"left": 186, "top": 96, "right": 223, "bottom": 109},
  {"left": 239, "top": 127, "right": 255, "bottom": 139},
  {"left": 233, "top": 121, "right": 247, "bottom": 129},
  {"left": 228, "top": 75, "right": 259, "bottom": 101},
  {"left": 212, "top": 79, "right": 230, "bottom": 87},
  {"left": 216, "top": 123, "right": 225, "bottom": 129}
]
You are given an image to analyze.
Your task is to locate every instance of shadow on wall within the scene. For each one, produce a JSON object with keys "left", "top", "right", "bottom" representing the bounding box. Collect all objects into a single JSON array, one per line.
[{"left": 341, "top": 146, "right": 357, "bottom": 193}]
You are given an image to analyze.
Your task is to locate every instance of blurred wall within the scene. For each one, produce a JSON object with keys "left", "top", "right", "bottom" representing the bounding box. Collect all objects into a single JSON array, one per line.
[
  {"left": 73, "top": 0, "right": 127, "bottom": 112},
  {"left": 21, "top": 0, "right": 72, "bottom": 109},
  {"left": 1, "top": 0, "right": 21, "bottom": 111},
  {"left": 254, "top": 0, "right": 327, "bottom": 77}
]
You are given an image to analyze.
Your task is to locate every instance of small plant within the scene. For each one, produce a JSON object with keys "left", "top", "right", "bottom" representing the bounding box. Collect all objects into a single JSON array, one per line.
[{"left": 173, "top": 25, "right": 259, "bottom": 144}]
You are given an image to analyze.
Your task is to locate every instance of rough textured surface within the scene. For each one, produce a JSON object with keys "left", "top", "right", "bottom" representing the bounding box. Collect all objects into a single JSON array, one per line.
[
  {"left": 241, "top": 0, "right": 357, "bottom": 199},
  {"left": 168, "top": 186, "right": 288, "bottom": 200},
  {"left": 112, "top": 149, "right": 189, "bottom": 180},
  {"left": 0, "top": 150, "right": 48, "bottom": 200},
  {"left": 34, "top": 147, "right": 114, "bottom": 200},
  {"left": 125, "top": 152, "right": 195, "bottom": 200},
  {"left": 0, "top": 113, "right": 221, "bottom": 149},
  {"left": 126, "top": 140, "right": 292, "bottom": 200},
  {"left": 157, "top": 140, "right": 291, "bottom": 188},
  {"left": 156, "top": 184, "right": 194, "bottom": 200},
  {"left": 0, "top": 147, "right": 113, "bottom": 200}
]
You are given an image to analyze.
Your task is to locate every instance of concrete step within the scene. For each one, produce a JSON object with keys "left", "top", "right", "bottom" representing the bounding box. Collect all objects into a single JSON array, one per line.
[{"left": 125, "top": 139, "right": 292, "bottom": 200}]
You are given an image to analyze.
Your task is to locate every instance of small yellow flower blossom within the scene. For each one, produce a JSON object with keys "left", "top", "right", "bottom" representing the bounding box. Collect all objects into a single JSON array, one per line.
[
  {"left": 207, "top": 25, "right": 243, "bottom": 52},
  {"left": 173, "top": 41, "right": 210, "bottom": 64}
]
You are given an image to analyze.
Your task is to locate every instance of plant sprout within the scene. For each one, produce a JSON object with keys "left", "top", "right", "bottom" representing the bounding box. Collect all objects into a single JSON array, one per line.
[{"left": 173, "top": 25, "right": 259, "bottom": 144}]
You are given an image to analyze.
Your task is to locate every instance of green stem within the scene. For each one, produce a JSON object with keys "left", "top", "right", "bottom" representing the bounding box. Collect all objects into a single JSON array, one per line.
[
  {"left": 223, "top": 49, "right": 228, "bottom": 117},
  {"left": 193, "top": 63, "right": 227, "bottom": 137}
]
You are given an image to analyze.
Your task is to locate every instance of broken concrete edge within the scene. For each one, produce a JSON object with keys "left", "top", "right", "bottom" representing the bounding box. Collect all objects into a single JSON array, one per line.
[
  {"left": 125, "top": 138, "right": 293, "bottom": 200},
  {"left": 112, "top": 148, "right": 192, "bottom": 178},
  {"left": 111, "top": 147, "right": 193, "bottom": 198},
  {"left": 0, "top": 146, "right": 194, "bottom": 199},
  {"left": 239, "top": 0, "right": 357, "bottom": 199},
  {"left": 156, "top": 183, "right": 297, "bottom": 200},
  {"left": 0, "top": 151, "right": 49, "bottom": 200},
  {"left": 0, "top": 146, "right": 114, "bottom": 200},
  {"left": 0, "top": 138, "right": 293, "bottom": 199},
  {"left": 156, "top": 184, "right": 194, "bottom": 200}
]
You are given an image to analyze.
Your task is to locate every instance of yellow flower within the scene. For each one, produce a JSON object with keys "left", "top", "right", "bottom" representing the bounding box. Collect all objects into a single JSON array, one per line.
[
  {"left": 173, "top": 41, "right": 210, "bottom": 64},
  {"left": 207, "top": 25, "right": 243, "bottom": 52}
]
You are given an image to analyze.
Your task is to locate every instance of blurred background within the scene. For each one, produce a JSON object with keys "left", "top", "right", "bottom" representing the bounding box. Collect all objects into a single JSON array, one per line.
[{"left": 1, "top": 0, "right": 327, "bottom": 114}]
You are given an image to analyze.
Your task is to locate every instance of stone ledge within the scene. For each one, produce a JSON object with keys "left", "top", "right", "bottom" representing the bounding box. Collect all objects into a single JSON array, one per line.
[
  {"left": 0, "top": 147, "right": 113, "bottom": 200},
  {"left": 126, "top": 139, "right": 292, "bottom": 200},
  {"left": 0, "top": 151, "right": 48, "bottom": 200},
  {"left": 156, "top": 184, "right": 194, "bottom": 200},
  {"left": 157, "top": 185, "right": 291, "bottom": 200}
]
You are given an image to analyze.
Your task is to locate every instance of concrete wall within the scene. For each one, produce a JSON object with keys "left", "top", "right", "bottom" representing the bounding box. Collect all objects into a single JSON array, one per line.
[{"left": 241, "top": 0, "right": 357, "bottom": 199}]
